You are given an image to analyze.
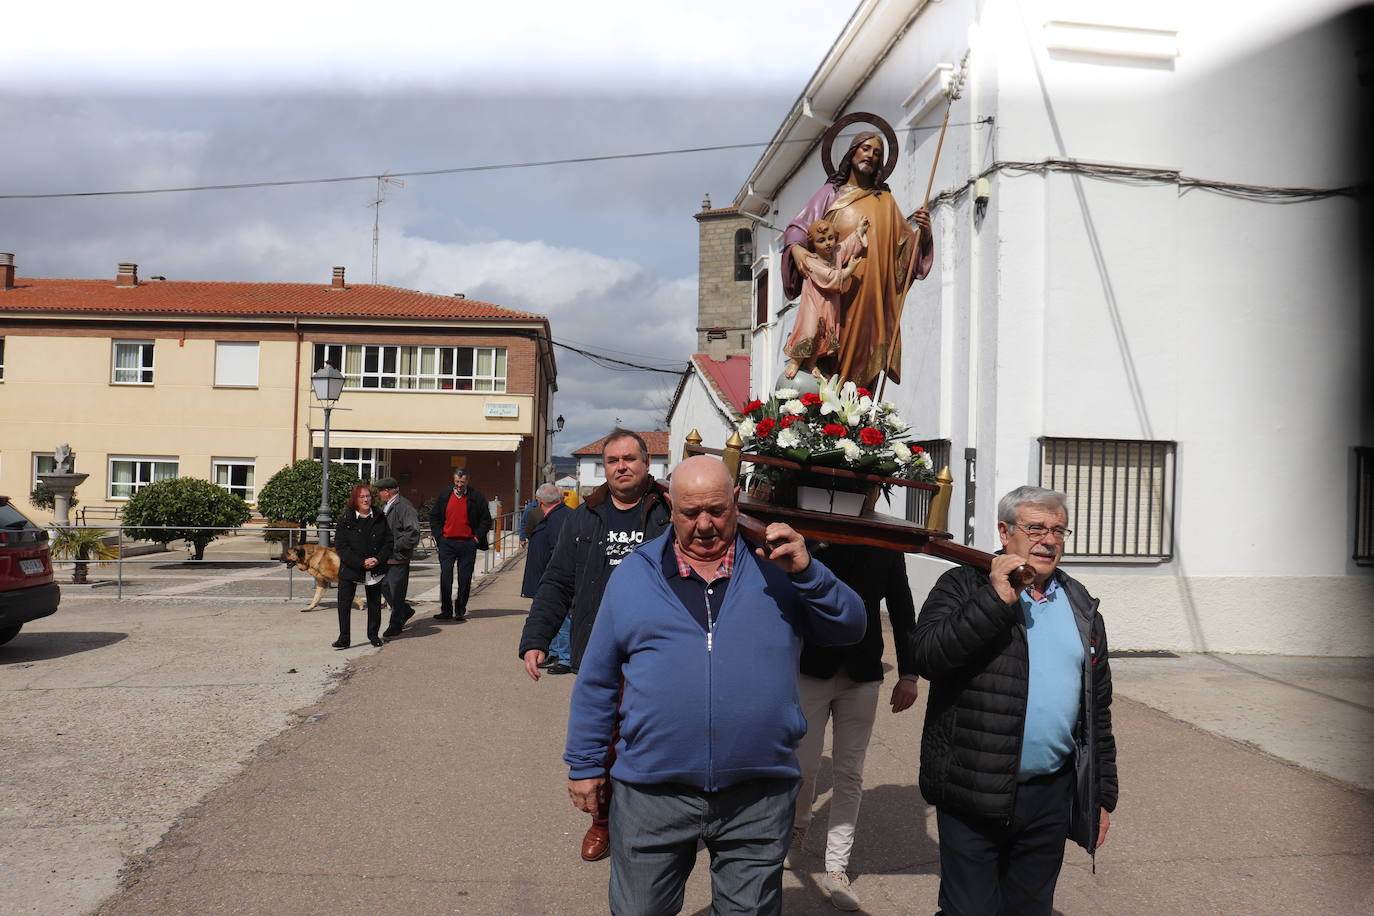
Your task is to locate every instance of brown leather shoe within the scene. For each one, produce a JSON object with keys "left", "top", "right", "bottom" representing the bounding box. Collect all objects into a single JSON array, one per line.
[{"left": 581, "top": 823, "right": 610, "bottom": 861}]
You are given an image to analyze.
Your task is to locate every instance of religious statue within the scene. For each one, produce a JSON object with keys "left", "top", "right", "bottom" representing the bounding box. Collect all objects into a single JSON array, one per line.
[
  {"left": 782, "top": 216, "right": 867, "bottom": 379},
  {"left": 54, "top": 443, "right": 75, "bottom": 474},
  {"left": 782, "top": 114, "right": 934, "bottom": 391}
]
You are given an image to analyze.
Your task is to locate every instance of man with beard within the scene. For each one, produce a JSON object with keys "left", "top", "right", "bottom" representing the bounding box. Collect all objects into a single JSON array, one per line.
[
  {"left": 782, "top": 129, "right": 935, "bottom": 390},
  {"left": 914, "top": 486, "right": 1118, "bottom": 915},
  {"left": 518, "top": 428, "right": 672, "bottom": 861}
]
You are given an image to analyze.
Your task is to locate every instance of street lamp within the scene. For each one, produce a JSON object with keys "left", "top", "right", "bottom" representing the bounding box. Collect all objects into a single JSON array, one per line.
[
  {"left": 544, "top": 414, "right": 566, "bottom": 483},
  {"left": 311, "top": 365, "right": 345, "bottom": 546}
]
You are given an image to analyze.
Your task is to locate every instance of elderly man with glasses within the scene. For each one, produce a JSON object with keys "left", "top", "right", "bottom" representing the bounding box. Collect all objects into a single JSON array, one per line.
[{"left": 913, "top": 485, "right": 1118, "bottom": 916}]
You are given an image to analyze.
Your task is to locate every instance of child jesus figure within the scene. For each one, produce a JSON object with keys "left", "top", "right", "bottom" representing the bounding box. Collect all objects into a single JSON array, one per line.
[{"left": 782, "top": 216, "right": 868, "bottom": 379}]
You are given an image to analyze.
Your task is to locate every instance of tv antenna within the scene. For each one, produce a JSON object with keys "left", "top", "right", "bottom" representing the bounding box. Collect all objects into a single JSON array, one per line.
[{"left": 369, "top": 174, "right": 405, "bottom": 284}]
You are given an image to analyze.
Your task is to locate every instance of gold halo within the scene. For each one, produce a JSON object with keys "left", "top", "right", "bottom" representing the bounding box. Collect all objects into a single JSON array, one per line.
[{"left": 821, "top": 112, "right": 899, "bottom": 184}]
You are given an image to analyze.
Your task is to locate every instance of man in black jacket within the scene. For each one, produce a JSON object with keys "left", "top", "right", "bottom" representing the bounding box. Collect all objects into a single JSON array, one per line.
[
  {"left": 428, "top": 467, "right": 492, "bottom": 622},
  {"left": 914, "top": 486, "right": 1117, "bottom": 916},
  {"left": 517, "top": 428, "right": 672, "bottom": 862}
]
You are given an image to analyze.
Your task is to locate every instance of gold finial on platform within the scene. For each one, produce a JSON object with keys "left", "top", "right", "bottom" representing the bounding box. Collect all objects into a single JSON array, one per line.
[
  {"left": 723, "top": 431, "right": 744, "bottom": 483},
  {"left": 926, "top": 465, "right": 954, "bottom": 533},
  {"left": 683, "top": 429, "right": 703, "bottom": 462}
]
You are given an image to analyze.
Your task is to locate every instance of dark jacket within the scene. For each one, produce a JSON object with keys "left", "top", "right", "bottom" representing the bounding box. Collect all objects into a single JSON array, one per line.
[
  {"left": 802, "top": 543, "right": 917, "bottom": 682},
  {"left": 334, "top": 509, "right": 394, "bottom": 583},
  {"left": 428, "top": 485, "right": 493, "bottom": 550},
  {"left": 382, "top": 494, "right": 421, "bottom": 563},
  {"left": 521, "top": 501, "right": 569, "bottom": 598},
  {"left": 913, "top": 563, "right": 1117, "bottom": 853},
  {"left": 517, "top": 478, "right": 672, "bottom": 669}
]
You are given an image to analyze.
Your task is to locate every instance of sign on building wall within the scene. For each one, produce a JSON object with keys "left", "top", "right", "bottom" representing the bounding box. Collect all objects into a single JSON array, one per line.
[{"left": 484, "top": 402, "right": 519, "bottom": 418}]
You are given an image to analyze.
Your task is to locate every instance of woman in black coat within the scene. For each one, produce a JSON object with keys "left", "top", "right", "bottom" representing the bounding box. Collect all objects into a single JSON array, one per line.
[{"left": 332, "top": 484, "right": 394, "bottom": 649}]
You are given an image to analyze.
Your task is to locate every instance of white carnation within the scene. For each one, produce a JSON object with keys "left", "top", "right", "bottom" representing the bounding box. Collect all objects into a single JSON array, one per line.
[
  {"left": 888, "top": 414, "right": 908, "bottom": 434},
  {"left": 777, "top": 427, "right": 801, "bottom": 448},
  {"left": 737, "top": 419, "right": 756, "bottom": 440},
  {"left": 774, "top": 387, "right": 799, "bottom": 400},
  {"left": 781, "top": 399, "right": 807, "bottom": 416},
  {"left": 838, "top": 438, "right": 862, "bottom": 462},
  {"left": 893, "top": 441, "right": 912, "bottom": 463}
]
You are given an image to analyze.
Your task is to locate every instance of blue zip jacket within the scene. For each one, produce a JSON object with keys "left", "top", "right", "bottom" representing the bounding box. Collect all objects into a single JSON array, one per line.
[{"left": 564, "top": 530, "right": 866, "bottom": 791}]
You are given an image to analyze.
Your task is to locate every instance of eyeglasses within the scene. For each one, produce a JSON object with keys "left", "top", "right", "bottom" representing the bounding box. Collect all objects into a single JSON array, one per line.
[{"left": 1014, "top": 523, "right": 1072, "bottom": 540}]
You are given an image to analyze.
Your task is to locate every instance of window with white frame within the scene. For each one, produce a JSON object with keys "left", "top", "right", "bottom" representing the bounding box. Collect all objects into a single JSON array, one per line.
[
  {"left": 108, "top": 456, "right": 178, "bottom": 499},
  {"left": 33, "top": 453, "right": 56, "bottom": 485},
  {"left": 312, "top": 343, "right": 507, "bottom": 392},
  {"left": 112, "top": 340, "right": 155, "bottom": 384},
  {"left": 1038, "top": 437, "right": 1176, "bottom": 560},
  {"left": 313, "top": 447, "right": 383, "bottom": 483},
  {"left": 213, "top": 458, "right": 256, "bottom": 502},
  {"left": 214, "top": 341, "right": 260, "bottom": 387}
]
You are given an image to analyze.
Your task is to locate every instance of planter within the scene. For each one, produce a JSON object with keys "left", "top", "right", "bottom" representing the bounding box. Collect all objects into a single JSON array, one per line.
[
  {"left": 750, "top": 467, "right": 878, "bottom": 517},
  {"left": 797, "top": 485, "right": 869, "bottom": 515}
]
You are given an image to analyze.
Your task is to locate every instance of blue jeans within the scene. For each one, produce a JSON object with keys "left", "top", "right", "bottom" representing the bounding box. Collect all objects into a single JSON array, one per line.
[
  {"left": 608, "top": 776, "right": 798, "bottom": 916},
  {"left": 549, "top": 616, "right": 571, "bottom": 664}
]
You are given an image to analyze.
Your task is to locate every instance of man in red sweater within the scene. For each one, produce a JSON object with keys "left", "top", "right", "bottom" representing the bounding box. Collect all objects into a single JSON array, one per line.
[{"left": 428, "top": 467, "right": 492, "bottom": 621}]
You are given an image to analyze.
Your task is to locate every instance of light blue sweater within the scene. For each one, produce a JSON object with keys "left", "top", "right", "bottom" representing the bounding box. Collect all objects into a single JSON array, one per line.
[{"left": 565, "top": 531, "right": 866, "bottom": 791}]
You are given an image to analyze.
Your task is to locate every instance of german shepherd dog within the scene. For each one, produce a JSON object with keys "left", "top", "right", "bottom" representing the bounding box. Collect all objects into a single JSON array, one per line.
[{"left": 281, "top": 544, "right": 365, "bottom": 612}]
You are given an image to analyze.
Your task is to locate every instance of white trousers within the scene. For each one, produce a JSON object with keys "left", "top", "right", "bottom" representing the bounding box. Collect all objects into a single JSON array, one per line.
[{"left": 793, "top": 672, "right": 880, "bottom": 873}]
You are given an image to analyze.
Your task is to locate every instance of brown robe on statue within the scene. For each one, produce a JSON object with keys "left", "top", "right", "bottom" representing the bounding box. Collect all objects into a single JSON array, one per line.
[{"left": 824, "top": 186, "right": 928, "bottom": 389}]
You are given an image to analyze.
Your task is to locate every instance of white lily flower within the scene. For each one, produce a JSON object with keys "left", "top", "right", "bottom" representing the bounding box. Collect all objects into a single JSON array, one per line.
[{"left": 858, "top": 396, "right": 873, "bottom": 412}]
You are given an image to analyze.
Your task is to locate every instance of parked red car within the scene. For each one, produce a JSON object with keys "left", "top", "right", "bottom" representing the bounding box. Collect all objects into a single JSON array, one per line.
[{"left": 0, "top": 496, "right": 60, "bottom": 645}]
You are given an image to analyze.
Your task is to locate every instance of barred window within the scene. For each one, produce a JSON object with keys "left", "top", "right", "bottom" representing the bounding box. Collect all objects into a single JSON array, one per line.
[
  {"left": 312, "top": 343, "right": 506, "bottom": 392},
  {"left": 1356, "top": 447, "right": 1374, "bottom": 565},
  {"left": 1038, "top": 437, "right": 1176, "bottom": 559},
  {"left": 905, "top": 438, "right": 951, "bottom": 526}
]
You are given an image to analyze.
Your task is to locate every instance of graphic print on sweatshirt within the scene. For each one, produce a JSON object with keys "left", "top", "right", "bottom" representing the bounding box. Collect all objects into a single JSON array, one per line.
[{"left": 603, "top": 500, "right": 646, "bottom": 569}]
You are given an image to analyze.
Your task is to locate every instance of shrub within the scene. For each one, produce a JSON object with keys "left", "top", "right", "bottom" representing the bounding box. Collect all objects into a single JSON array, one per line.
[
  {"left": 119, "top": 477, "right": 252, "bottom": 560},
  {"left": 29, "top": 482, "right": 78, "bottom": 513},
  {"left": 255, "top": 460, "right": 361, "bottom": 536}
]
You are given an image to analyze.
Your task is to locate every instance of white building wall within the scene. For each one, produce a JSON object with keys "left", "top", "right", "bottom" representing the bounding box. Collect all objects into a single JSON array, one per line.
[
  {"left": 756, "top": 0, "right": 1372, "bottom": 654},
  {"left": 666, "top": 372, "right": 737, "bottom": 474}
]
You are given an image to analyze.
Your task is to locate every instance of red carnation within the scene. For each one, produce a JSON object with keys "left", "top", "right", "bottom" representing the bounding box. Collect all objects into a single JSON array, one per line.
[
  {"left": 913, "top": 445, "right": 926, "bottom": 453},
  {"left": 859, "top": 427, "right": 885, "bottom": 446},
  {"left": 822, "top": 423, "right": 846, "bottom": 437},
  {"left": 857, "top": 387, "right": 871, "bottom": 399},
  {"left": 743, "top": 399, "right": 764, "bottom": 414},
  {"left": 800, "top": 392, "right": 822, "bottom": 407},
  {"left": 755, "top": 417, "right": 776, "bottom": 436},
  {"left": 780, "top": 415, "right": 796, "bottom": 429}
]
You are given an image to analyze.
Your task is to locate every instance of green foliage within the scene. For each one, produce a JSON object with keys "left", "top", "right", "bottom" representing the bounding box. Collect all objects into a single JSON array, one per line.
[
  {"left": 119, "top": 477, "right": 252, "bottom": 560},
  {"left": 49, "top": 527, "right": 118, "bottom": 584},
  {"left": 29, "top": 482, "right": 78, "bottom": 512},
  {"left": 256, "top": 459, "right": 361, "bottom": 529}
]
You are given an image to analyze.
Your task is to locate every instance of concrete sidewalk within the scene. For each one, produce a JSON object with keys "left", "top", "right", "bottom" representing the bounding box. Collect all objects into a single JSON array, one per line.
[{"left": 95, "top": 556, "right": 1374, "bottom": 915}]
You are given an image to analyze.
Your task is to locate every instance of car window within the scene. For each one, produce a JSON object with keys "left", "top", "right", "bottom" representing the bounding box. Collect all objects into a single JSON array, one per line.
[{"left": 0, "top": 503, "right": 35, "bottom": 529}]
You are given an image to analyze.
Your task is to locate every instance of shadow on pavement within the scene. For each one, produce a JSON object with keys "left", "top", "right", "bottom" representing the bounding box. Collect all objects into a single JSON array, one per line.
[{"left": 1, "top": 630, "right": 128, "bottom": 662}]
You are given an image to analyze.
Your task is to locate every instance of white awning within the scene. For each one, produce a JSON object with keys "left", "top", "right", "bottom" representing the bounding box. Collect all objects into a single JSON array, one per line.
[{"left": 311, "top": 431, "right": 521, "bottom": 452}]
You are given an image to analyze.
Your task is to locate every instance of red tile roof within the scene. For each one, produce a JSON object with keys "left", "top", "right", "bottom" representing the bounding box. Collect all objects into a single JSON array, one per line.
[
  {"left": 0, "top": 277, "right": 542, "bottom": 322},
  {"left": 693, "top": 354, "right": 751, "bottom": 415},
  {"left": 572, "top": 430, "right": 671, "bottom": 458}
]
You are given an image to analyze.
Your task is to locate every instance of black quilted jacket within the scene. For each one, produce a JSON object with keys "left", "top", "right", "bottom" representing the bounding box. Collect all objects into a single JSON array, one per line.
[{"left": 912, "top": 563, "right": 1118, "bottom": 842}]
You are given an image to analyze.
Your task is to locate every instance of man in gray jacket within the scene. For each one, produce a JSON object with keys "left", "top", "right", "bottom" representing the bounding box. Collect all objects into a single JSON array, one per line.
[{"left": 376, "top": 477, "right": 421, "bottom": 639}]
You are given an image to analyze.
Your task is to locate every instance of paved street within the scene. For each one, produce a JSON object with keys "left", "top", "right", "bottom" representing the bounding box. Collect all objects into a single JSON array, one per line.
[{"left": 4, "top": 546, "right": 1371, "bottom": 914}]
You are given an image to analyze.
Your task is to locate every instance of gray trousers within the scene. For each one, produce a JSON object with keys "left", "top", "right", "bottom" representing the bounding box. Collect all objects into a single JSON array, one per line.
[{"left": 608, "top": 776, "right": 798, "bottom": 916}]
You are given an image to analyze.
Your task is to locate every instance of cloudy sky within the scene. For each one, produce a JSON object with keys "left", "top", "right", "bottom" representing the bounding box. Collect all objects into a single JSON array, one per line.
[{"left": 2, "top": 1, "right": 861, "bottom": 452}]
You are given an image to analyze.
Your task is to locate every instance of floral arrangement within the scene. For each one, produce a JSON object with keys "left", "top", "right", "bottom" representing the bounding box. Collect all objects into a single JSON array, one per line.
[{"left": 736, "top": 375, "right": 935, "bottom": 486}]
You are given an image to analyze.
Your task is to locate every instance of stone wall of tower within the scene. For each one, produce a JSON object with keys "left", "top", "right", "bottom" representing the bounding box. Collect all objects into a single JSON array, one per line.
[{"left": 694, "top": 207, "right": 755, "bottom": 355}]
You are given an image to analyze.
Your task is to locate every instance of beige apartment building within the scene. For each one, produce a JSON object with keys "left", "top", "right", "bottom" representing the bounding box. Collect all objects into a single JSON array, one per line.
[{"left": 0, "top": 255, "right": 557, "bottom": 522}]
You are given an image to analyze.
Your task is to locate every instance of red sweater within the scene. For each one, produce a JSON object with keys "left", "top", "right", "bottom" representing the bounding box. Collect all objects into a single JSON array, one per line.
[{"left": 443, "top": 490, "right": 474, "bottom": 539}]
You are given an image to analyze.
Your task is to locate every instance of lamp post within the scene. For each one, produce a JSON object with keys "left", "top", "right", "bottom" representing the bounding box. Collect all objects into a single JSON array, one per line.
[
  {"left": 312, "top": 366, "right": 345, "bottom": 546},
  {"left": 544, "top": 413, "right": 565, "bottom": 483}
]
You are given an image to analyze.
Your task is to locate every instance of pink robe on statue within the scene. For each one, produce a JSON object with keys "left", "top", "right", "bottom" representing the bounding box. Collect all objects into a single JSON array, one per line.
[{"left": 784, "top": 231, "right": 865, "bottom": 363}]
